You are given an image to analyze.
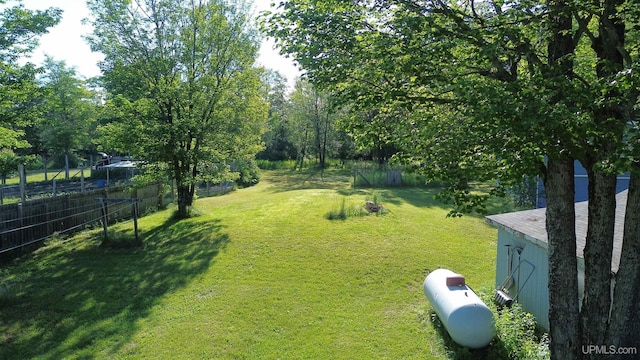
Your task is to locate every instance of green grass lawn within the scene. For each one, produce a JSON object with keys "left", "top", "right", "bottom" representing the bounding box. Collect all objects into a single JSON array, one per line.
[
  {"left": 0, "top": 168, "right": 501, "bottom": 359},
  {"left": 5, "top": 169, "right": 81, "bottom": 184}
]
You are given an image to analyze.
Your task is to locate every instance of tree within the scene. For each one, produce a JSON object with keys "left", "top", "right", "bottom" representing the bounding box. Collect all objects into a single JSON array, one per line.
[
  {"left": 257, "top": 70, "right": 298, "bottom": 161},
  {"left": 39, "top": 57, "right": 97, "bottom": 179},
  {"left": 288, "top": 79, "right": 340, "bottom": 169},
  {"left": 87, "top": 0, "right": 267, "bottom": 217},
  {"left": 0, "top": 148, "right": 21, "bottom": 184},
  {"left": 0, "top": 1, "right": 61, "bottom": 166},
  {"left": 265, "top": 0, "right": 640, "bottom": 358}
]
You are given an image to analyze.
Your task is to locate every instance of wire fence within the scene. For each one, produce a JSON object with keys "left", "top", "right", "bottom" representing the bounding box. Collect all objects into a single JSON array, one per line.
[{"left": 0, "top": 184, "right": 162, "bottom": 255}]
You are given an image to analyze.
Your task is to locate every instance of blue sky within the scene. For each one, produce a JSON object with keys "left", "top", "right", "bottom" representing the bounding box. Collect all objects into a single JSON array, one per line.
[{"left": 10, "top": 0, "right": 299, "bottom": 87}]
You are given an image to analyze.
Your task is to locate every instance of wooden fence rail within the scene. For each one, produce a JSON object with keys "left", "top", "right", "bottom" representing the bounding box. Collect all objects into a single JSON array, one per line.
[{"left": 0, "top": 184, "right": 162, "bottom": 255}]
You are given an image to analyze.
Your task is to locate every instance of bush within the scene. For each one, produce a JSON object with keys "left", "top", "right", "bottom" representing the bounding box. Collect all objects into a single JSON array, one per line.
[
  {"left": 234, "top": 159, "right": 261, "bottom": 188},
  {"left": 491, "top": 302, "right": 549, "bottom": 359},
  {"left": 483, "top": 289, "right": 550, "bottom": 359}
]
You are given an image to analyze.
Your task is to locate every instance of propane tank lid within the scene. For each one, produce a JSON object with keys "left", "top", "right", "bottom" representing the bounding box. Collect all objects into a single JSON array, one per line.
[{"left": 445, "top": 275, "right": 466, "bottom": 286}]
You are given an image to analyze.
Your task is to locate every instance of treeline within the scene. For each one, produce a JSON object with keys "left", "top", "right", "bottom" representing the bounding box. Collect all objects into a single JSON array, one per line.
[{"left": 257, "top": 75, "right": 399, "bottom": 169}]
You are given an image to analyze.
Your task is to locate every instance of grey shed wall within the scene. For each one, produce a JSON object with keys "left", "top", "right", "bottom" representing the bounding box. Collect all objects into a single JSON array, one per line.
[
  {"left": 489, "top": 190, "right": 627, "bottom": 332},
  {"left": 495, "top": 227, "right": 550, "bottom": 331}
]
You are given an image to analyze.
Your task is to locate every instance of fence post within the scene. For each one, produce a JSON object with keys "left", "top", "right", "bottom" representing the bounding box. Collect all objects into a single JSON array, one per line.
[
  {"left": 99, "top": 198, "right": 108, "bottom": 240},
  {"left": 63, "top": 195, "right": 71, "bottom": 230},
  {"left": 353, "top": 168, "right": 357, "bottom": 189},
  {"left": 132, "top": 200, "right": 139, "bottom": 243},
  {"left": 19, "top": 164, "right": 26, "bottom": 203},
  {"left": 158, "top": 183, "right": 163, "bottom": 208},
  {"left": 81, "top": 165, "right": 85, "bottom": 192},
  {"left": 17, "top": 202, "right": 23, "bottom": 251}
]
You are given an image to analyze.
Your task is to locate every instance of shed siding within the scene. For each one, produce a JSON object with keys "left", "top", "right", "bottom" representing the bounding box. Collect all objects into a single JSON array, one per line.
[{"left": 495, "top": 228, "right": 550, "bottom": 330}]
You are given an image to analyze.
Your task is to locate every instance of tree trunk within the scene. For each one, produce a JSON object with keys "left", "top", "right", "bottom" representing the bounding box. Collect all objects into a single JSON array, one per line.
[
  {"left": 544, "top": 2, "right": 581, "bottom": 355},
  {"left": 607, "top": 171, "right": 640, "bottom": 349},
  {"left": 43, "top": 155, "right": 48, "bottom": 181},
  {"left": 581, "top": 169, "right": 617, "bottom": 352},
  {"left": 584, "top": 0, "right": 628, "bottom": 353},
  {"left": 176, "top": 185, "right": 191, "bottom": 218},
  {"left": 545, "top": 157, "right": 581, "bottom": 360}
]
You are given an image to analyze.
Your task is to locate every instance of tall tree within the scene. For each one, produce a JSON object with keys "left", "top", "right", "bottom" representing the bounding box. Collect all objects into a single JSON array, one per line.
[
  {"left": 87, "top": 0, "right": 267, "bottom": 217},
  {"left": 39, "top": 58, "right": 97, "bottom": 179},
  {"left": 288, "top": 79, "right": 339, "bottom": 169},
  {"left": 265, "top": 0, "right": 640, "bottom": 357},
  {"left": 257, "top": 70, "right": 298, "bottom": 161}
]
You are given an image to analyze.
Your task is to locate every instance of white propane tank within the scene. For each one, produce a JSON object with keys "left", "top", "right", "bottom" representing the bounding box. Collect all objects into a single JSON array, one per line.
[{"left": 423, "top": 268, "right": 495, "bottom": 349}]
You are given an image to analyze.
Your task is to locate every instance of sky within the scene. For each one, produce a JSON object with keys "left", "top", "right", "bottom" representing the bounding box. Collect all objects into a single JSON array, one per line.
[{"left": 9, "top": 0, "right": 300, "bottom": 87}]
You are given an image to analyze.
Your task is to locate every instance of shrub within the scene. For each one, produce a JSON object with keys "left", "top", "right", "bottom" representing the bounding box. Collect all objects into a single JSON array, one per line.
[
  {"left": 490, "top": 303, "right": 550, "bottom": 359},
  {"left": 482, "top": 289, "right": 550, "bottom": 359},
  {"left": 234, "top": 159, "right": 260, "bottom": 188},
  {"left": 325, "top": 197, "right": 366, "bottom": 220}
]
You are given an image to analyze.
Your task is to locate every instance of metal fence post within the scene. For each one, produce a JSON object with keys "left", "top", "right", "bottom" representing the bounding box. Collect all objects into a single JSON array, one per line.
[
  {"left": 99, "top": 198, "right": 108, "bottom": 240},
  {"left": 19, "top": 164, "right": 26, "bottom": 203}
]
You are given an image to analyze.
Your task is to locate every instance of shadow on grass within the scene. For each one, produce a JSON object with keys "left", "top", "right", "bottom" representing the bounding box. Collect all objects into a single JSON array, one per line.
[
  {"left": 428, "top": 310, "right": 509, "bottom": 360},
  {"left": 0, "top": 216, "right": 229, "bottom": 359},
  {"left": 261, "top": 168, "right": 354, "bottom": 192},
  {"left": 262, "top": 168, "right": 520, "bottom": 217}
]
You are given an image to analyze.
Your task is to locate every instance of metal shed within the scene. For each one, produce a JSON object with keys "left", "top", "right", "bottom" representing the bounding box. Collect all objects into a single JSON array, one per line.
[{"left": 486, "top": 190, "right": 627, "bottom": 330}]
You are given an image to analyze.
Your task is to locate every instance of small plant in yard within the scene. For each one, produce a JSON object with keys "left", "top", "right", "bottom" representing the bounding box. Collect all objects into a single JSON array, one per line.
[
  {"left": 326, "top": 197, "right": 348, "bottom": 220},
  {"left": 364, "top": 191, "right": 389, "bottom": 215},
  {"left": 325, "top": 197, "right": 367, "bottom": 220},
  {"left": 325, "top": 193, "right": 390, "bottom": 220}
]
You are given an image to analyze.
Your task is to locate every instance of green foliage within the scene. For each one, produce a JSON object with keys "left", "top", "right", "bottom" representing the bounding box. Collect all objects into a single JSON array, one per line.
[
  {"left": 325, "top": 191, "right": 389, "bottom": 220},
  {"left": 255, "top": 159, "right": 298, "bottom": 170},
  {"left": 87, "top": 0, "right": 268, "bottom": 217},
  {"left": 0, "top": 4, "right": 61, "bottom": 61},
  {"left": 38, "top": 58, "right": 98, "bottom": 158},
  {"left": 0, "top": 282, "right": 17, "bottom": 306},
  {"left": 234, "top": 159, "right": 261, "bottom": 188},
  {"left": 0, "top": 4, "right": 61, "bottom": 154},
  {"left": 493, "top": 304, "right": 550, "bottom": 360},
  {"left": 480, "top": 288, "right": 550, "bottom": 360},
  {"left": 0, "top": 148, "right": 22, "bottom": 180},
  {"left": 367, "top": 191, "right": 382, "bottom": 206}
]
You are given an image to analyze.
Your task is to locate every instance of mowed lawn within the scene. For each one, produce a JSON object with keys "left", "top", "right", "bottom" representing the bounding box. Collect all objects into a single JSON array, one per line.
[{"left": 0, "top": 169, "right": 499, "bottom": 359}]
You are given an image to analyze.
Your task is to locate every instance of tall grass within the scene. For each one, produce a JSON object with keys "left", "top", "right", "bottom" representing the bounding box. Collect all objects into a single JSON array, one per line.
[{"left": 255, "top": 159, "right": 298, "bottom": 170}]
